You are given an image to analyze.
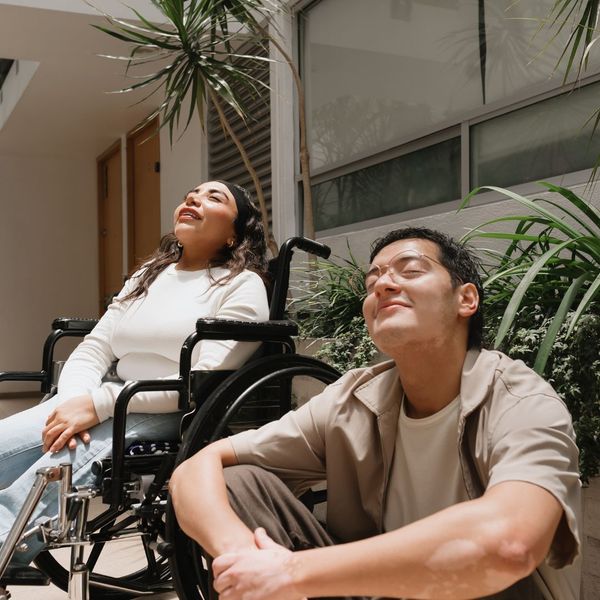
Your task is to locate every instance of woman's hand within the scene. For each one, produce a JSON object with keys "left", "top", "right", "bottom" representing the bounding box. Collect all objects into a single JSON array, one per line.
[{"left": 42, "top": 395, "right": 100, "bottom": 453}]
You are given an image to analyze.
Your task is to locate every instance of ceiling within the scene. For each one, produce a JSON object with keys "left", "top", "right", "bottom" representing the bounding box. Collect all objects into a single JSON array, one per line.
[{"left": 0, "top": 3, "right": 166, "bottom": 158}]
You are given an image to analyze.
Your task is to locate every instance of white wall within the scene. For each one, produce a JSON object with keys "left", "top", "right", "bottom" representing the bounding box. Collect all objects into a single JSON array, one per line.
[
  {"left": 0, "top": 154, "right": 98, "bottom": 383},
  {"left": 0, "top": 0, "right": 164, "bottom": 20},
  {"left": 159, "top": 116, "right": 206, "bottom": 235}
]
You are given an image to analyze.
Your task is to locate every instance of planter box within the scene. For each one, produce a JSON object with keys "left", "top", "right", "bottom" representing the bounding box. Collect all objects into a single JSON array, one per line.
[{"left": 583, "top": 477, "right": 600, "bottom": 599}]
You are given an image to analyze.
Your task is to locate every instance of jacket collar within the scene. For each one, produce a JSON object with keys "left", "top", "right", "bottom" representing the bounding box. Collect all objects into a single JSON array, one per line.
[
  {"left": 354, "top": 360, "right": 401, "bottom": 416},
  {"left": 353, "top": 348, "right": 499, "bottom": 417},
  {"left": 459, "top": 348, "right": 501, "bottom": 417}
]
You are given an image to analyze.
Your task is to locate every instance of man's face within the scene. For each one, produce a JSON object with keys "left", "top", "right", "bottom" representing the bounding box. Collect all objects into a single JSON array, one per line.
[{"left": 362, "top": 238, "right": 469, "bottom": 354}]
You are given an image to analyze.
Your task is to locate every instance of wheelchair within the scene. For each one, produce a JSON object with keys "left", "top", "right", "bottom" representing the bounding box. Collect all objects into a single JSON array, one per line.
[{"left": 0, "top": 237, "right": 341, "bottom": 600}]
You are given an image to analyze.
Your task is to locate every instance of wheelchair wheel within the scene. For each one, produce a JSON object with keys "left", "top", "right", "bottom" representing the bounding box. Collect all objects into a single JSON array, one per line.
[
  {"left": 166, "top": 354, "right": 340, "bottom": 600},
  {"left": 34, "top": 500, "right": 173, "bottom": 599}
]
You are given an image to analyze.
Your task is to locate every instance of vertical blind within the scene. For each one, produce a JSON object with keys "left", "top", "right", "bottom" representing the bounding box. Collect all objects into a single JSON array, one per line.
[{"left": 207, "top": 43, "right": 272, "bottom": 228}]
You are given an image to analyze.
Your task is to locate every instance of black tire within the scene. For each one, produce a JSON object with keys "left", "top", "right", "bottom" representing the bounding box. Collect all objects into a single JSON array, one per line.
[
  {"left": 34, "top": 503, "right": 173, "bottom": 599},
  {"left": 167, "top": 354, "right": 340, "bottom": 600}
]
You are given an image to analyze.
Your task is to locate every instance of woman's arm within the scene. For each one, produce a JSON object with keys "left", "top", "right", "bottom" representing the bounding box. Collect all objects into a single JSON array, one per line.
[
  {"left": 57, "top": 277, "right": 137, "bottom": 401},
  {"left": 91, "top": 270, "right": 269, "bottom": 420},
  {"left": 42, "top": 277, "right": 138, "bottom": 452}
]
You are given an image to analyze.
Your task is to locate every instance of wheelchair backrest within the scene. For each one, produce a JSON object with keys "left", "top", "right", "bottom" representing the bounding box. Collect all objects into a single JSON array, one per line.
[{"left": 267, "top": 237, "right": 330, "bottom": 320}]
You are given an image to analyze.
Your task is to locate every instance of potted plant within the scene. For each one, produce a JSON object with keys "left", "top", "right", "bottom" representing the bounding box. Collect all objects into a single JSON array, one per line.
[{"left": 92, "top": 0, "right": 317, "bottom": 250}]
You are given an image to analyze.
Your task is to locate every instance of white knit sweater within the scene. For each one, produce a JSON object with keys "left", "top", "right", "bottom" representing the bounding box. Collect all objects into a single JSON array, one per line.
[{"left": 58, "top": 265, "right": 269, "bottom": 422}]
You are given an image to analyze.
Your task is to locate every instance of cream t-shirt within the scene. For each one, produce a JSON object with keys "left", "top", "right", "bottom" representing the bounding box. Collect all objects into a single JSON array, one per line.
[{"left": 383, "top": 396, "right": 470, "bottom": 532}]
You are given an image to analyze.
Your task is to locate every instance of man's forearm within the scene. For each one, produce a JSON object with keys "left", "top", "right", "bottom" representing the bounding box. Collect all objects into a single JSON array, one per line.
[
  {"left": 169, "top": 441, "right": 255, "bottom": 557},
  {"left": 289, "top": 482, "right": 560, "bottom": 599}
]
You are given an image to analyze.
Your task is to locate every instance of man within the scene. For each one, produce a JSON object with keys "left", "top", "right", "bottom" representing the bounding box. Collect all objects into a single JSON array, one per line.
[{"left": 170, "top": 227, "right": 581, "bottom": 599}]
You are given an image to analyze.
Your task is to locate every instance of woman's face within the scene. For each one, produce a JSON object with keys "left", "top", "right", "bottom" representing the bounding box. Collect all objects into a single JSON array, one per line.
[{"left": 174, "top": 181, "right": 239, "bottom": 255}]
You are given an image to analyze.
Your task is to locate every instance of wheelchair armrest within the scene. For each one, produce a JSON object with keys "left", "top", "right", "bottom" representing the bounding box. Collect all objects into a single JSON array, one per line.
[
  {"left": 178, "top": 320, "right": 297, "bottom": 401},
  {"left": 52, "top": 318, "right": 98, "bottom": 332},
  {"left": 39, "top": 318, "right": 98, "bottom": 393},
  {"left": 195, "top": 318, "right": 298, "bottom": 340},
  {"left": 0, "top": 371, "right": 46, "bottom": 385},
  {"left": 111, "top": 378, "right": 184, "bottom": 508}
]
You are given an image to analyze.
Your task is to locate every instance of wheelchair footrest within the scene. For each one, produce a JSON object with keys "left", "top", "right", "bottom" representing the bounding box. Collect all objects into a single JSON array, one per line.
[{"left": 0, "top": 565, "right": 50, "bottom": 586}]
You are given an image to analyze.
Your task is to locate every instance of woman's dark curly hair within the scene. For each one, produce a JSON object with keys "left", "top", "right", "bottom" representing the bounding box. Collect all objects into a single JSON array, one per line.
[{"left": 120, "top": 182, "right": 268, "bottom": 303}]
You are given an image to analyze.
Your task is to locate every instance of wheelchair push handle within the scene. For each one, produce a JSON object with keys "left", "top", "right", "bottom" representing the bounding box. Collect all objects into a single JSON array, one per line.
[{"left": 280, "top": 237, "right": 331, "bottom": 260}]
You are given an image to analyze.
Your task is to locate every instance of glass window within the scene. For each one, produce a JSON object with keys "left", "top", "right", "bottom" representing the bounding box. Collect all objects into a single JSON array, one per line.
[
  {"left": 313, "top": 137, "right": 461, "bottom": 231},
  {"left": 301, "top": 0, "right": 581, "bottom": 172},
  {"left": 471, "top": 81, "right": 600, "bottom": 188}
]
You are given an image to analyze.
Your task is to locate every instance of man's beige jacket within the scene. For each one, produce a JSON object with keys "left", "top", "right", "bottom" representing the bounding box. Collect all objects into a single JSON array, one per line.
[{"left": 231, "top": 349, "right": 582, "bottom": 599}]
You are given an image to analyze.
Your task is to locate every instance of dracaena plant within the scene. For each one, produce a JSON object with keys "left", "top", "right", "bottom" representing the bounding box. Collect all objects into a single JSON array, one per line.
[
  {"left": 542, "top": 1, "right": 600, "bottom": 178},
  {"left": 460, "top": 181, "right": 600, "bottom": 374},
  {"left": 91, "top": 0, "right": 280, "bottom": 254},
  {"left": 290, "top": 248, "right": 367, "bottom": 339},
  {"left": 546, "top": 0, "right": 600, "bottom": 82}
]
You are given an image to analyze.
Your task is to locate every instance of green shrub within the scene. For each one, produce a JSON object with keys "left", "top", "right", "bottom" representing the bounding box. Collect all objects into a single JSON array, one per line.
[
  {"left": 291, "top": 253, "right": 366, "bottom": 339},
  {"left": 461, "top": 182, "right": 600, "bottom": 374},
  {"left": 313, "top": 316, "right": 378, "bottom": 373}
]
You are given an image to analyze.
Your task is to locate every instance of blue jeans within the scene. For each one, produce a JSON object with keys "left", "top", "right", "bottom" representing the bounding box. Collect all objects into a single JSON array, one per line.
[{"left": 0, "top": 394, "right": 182, "bottom": 564}]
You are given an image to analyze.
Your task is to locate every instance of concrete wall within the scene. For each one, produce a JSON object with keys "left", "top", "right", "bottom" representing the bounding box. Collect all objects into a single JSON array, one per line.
[
  {"left": 0, "top": 153, "right": 98, "bottom": 382},
  {"left": 0, "top": 0, "right": 163, "bottom": 20},
  {"left": 318, "top": 180, "right": 600, "bottom": 265},
  {"left": 583, "top": 478, "right": 600, "bottom": 599}
]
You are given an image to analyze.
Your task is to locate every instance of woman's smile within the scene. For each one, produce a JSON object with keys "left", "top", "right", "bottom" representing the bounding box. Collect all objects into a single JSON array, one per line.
[{"left": 178, "top": 207, "right": 201, "bottom": 221}]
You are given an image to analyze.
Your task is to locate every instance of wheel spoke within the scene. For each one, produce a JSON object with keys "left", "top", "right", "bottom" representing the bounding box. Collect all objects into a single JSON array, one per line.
[{"left": 86, "top": 539, "right": 106, "bottom": 571}]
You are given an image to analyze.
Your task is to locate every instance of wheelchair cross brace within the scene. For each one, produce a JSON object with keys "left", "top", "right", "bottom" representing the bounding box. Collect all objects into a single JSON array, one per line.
[{"left": 0, "top": 463, "right": 95, "bottom": 600}]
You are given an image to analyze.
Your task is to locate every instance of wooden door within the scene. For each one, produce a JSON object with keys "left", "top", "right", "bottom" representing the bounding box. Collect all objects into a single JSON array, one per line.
[
  {"left": 97, "top": 142, "right": 123, "bottom": 314},
  {"left": 127, "top": 118, "right": 161, "bottom": 271}
]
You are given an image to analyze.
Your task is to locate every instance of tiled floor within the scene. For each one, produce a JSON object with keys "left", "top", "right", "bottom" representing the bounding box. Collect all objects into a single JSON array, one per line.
[
  {"left": 10, "top": 587, "right": 178, "bottom": 599},
  {"left": 9, "top": 585, "right": 178, "bottom": 599}
]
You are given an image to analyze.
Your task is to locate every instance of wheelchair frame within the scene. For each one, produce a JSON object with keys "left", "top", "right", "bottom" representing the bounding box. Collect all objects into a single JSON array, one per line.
[{"left": 0, "top": 237, "right": 341, "bottom": 600}]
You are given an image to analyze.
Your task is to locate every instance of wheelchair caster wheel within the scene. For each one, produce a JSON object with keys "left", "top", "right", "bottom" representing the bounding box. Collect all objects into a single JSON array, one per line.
[{"left": 0, "top": 565, "right": 50, "bottom": 586}]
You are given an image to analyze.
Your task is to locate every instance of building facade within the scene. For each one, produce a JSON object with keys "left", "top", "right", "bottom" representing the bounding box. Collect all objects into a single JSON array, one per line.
[{"left": 1, "top": 0, "right": 599, "bottom": 366}]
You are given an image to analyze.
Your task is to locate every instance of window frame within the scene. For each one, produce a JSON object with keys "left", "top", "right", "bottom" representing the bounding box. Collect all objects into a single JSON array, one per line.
[{"left": 292, "top": 0, "right": 600, "bottom": 234}]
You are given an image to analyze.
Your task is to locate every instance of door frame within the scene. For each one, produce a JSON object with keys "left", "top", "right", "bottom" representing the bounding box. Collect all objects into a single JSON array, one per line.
[
  {"left": 126, "top": 116, "right": 160, "bottom": 271},
  {"left": 97, "top": 139, "right": 123, "bottom": 315}
]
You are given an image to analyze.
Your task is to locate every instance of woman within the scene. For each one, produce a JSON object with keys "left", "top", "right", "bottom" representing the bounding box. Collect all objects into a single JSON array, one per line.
[{"left": 0, "top": 180, "right": 270, "bottom": 564}]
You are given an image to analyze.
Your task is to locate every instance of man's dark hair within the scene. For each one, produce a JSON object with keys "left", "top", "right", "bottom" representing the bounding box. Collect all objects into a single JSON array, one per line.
[{"left": 369, "top": 227, "right": 484, "bottom": 350}]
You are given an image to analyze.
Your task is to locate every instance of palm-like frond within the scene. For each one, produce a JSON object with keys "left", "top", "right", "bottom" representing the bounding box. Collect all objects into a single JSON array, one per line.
[
  {"left": 547, "top": 0, "right": 600, "bottom": 81},
  {"left": 461, "top": 182, "right": 600, "bottom": 373},
  {"left": 541, "top": 2, "right": 600, "bottom": 180},
  {"left": 92, "top": 0, "right": 272, "bottom": 134},
  {"left": 92, "top": 0, "right": 281, "bottom": 253}
]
